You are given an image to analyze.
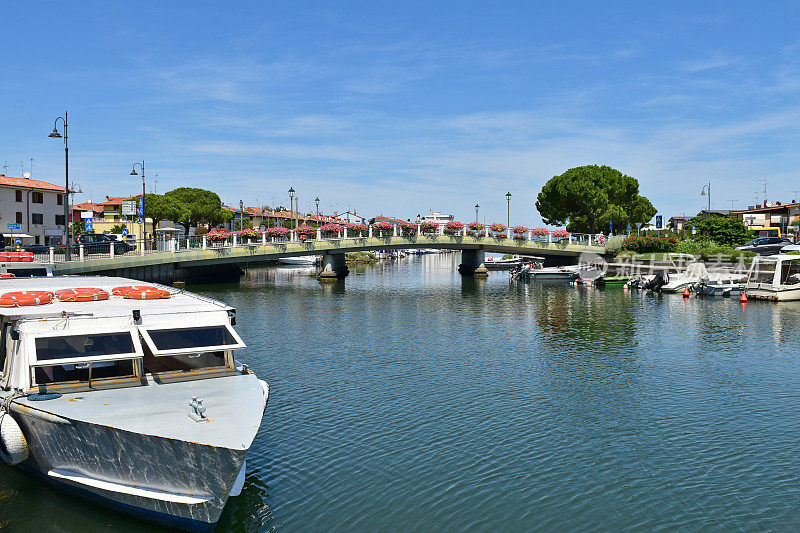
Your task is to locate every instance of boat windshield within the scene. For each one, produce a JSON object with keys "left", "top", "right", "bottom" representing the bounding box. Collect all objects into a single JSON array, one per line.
[
  {"left": 138, "top": 324, "right": 241, "bottom": 375},
  {"left": 751, "top": 260, "right": 777, "bottom": 284}
]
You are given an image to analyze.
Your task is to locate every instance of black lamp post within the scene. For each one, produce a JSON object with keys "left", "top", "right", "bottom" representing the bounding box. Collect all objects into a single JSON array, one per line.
[
  {"left": 700, "top": 183, "right": 711, "bottom": 219},
  {"left": 315, "top": 196, "right": 320, "bottom": 221},
  {"left": 475, "top": 203, "right": 479, "bottom": 222},
  {"left": 505, "top": 192, "right": 512, "bottom": 228},
  {"left": 288, "top": 187, "right": 295, "bottom": 228},
  {"left": 129, "top": 162, "right": 145, "bottom": 247},
  {"left": 48, "top": 112, "right": 70, "bottom": 259},
  {"left": 239, "top": 199, "right": 244, "bottom": 230}
]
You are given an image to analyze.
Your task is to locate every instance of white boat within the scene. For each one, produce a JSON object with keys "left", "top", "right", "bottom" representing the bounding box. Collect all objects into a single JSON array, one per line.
[
  {"left": 278, "top": 256, "right": 320, "bottom": 265},
  {"left": 661, "top": 263, "right": 744, "bottom": 293},
  {"left": 0, "top": 277, "right": 268, "bottom": 530},
  {"left": 531, "top": 264, "right": 582, "bottom": 280},
  {"left": 746, "top": 253, "right": 800, "bottom": 301}
]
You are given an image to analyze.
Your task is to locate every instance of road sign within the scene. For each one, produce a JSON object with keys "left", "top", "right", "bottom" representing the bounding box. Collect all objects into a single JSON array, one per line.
[
  {"left": 6, "top": 223, "right": 21, "bottom": 230},
  {"left": 138, "top": 196, "right": 144, "bottom": 216},
  {"left": 692, "top": 225, "right": 697, "bottom": 235},
  {"left": 136, "top": 216, "right": 143, "bottom": 225},
  {"left": 13, "top": 238, "right": 21, "bottom": 247},
  {"left": 122, "top": 227, "right": 128, "bottom": 237},
  {"left": 121, "top": 200, "right": 137, "bottom": 216},
  {"left": 655, "top": 215, "right": 663, "bottom": 229},
  {"left": 85, "top": 218, "right": 93, "bottom": 232},
  {"left": 609, "top": 218, "right": 613, "bottom": 233},
  {"left": 81, "top": 211, "right": 94, "bottom": 219}
]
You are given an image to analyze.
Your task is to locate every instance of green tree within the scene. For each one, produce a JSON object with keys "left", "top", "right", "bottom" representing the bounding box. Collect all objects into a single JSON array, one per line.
[
  {"left": 110, "top": 223, "right": 128, "bottom": 234},
  {"left": 233, "top": 217, "right": 254, "bottom": 230},
  {"left": 686, "top": 215, "right": 753, "bottom": 246},
  {"left": 140, "top": 188, "right": 232, "bottom": 233},
  {"left": 136, "top": 194, "right": 190, "bottom": 228},
  {"left": 536, "top": 165, "right": 657, "bottom": 233}
]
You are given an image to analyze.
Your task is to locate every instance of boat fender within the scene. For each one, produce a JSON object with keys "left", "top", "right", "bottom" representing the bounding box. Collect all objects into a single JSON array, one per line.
[
  {"left": 0, "top": 409, "right": 28, "bottom": 465},
  {"left": 258, "top": 380, "right": 270, "bottom": 410}
]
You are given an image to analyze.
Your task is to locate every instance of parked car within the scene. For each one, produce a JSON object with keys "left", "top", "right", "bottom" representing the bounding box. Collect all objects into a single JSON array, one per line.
[
  {"left": 76, "top": 233, "right": 132, "bottom": 254},
  {"left": 735, "top": 237, "right": 794, "bottom": 255},
  {"left": 105, "top": 232, "right": 137, "bottom": 245}
]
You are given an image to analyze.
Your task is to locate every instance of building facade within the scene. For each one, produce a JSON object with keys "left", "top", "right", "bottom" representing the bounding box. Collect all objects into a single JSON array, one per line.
[
  {"left": 0, "top": 174, "right": 67, "bottom": 245},
  {"left": 732, "top": 201, "right": 800, "bottom": 237}
]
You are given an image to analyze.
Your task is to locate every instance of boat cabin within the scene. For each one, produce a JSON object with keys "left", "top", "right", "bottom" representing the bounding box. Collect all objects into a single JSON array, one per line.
[
  {"left": 746, "top": 254, "right": 800, "bottom": 301},
  {"left": 0, "top": 277, "right": 245, "bottom": 394}
]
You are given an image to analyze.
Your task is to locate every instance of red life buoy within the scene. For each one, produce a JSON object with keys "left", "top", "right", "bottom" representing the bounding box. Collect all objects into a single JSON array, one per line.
[
  {"left": 56, "top": 288, "right": 110, "bottom": 302},
  {"left": 112, "top": 285, "right": 155, "bottom": 296},
  {"left": 0, "top": 290, "right": 54, "bottom": 307}
]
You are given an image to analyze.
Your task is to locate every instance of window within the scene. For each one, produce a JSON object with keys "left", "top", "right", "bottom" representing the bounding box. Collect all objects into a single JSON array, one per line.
[
  {"left": 55, "top": 214, "right": 65, "bottom": 226},
  {"left": 30, "top": 331, "right": 142, "bottom": 386},
  {"left": 31, "top": 192, "right": 43, "bottom": 204},
  {"left": 139, "top": 324, "right": 245, "bottom": 357},
  {"left": 14, "top": 190, "right": 21, "bottom": 202},
  {"left": 752, "top": 261, "right": 777, "bottom": 284},
  {"left": 15, "top": 212, "right": 22, "bottom": 224},
  {"left": 143, "top": 350, "right": 227, "bottom": 374},
  {"left": 57, "top": 194, "right": 63, "bottom": 206},
  {"left": 31, "top": 213, "right": 43, "bottom": 225},
  {"left": 35, "top": 332, "right": 135, "bottom": 362}
]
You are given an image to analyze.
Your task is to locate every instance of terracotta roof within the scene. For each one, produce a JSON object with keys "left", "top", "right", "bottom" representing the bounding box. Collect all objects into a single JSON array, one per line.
[
  {"left": 732, "top": 202, "right": 800, "bottom": 214},
  {"left": 73, "top": 202, "right": 103, "bottom": 213},
  {"left": 0, "top": 174, "right": 67, "bottom": 192},
  {"left": 97, "top": 195, "right": 137, "bottom": 206}
]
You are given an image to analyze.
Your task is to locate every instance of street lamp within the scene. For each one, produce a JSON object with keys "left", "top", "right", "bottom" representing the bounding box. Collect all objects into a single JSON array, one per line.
[
  {"left": 288, "top": 187, "right": 295, "bottom": 228},
  {"left": 239, "top": 199, "right": 244, "bottom": 230},
  {"left": 475, "top": 203, "right": 479, "bottom": 222},
  {"left": 700, "top": 182, "right": 711, "bottom": 219},
  {"left": 48, "top": 112, "right": 70, "bottom": 259},
  {"left": 315, "top": 197, "right": 320, "bottom": 221},
  {"left": 130, "top": 161, "right": 145, "bottom": 249},
  {"left": 505, "top": 192, "right": 512, "bottom": 228}
]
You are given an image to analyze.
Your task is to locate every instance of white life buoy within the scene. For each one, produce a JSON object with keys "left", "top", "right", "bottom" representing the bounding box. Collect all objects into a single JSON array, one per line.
[
  {"left": 259, "top": 380, "right": 270, "bottom": 410},
  {"left": 0, "top": 409, "right": 28, "bottom": 465}
]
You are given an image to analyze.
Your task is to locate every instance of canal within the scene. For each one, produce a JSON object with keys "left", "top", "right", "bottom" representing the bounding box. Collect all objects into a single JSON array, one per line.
[{"left": 3, "top": 253, "right": 800, "bottom": 531}]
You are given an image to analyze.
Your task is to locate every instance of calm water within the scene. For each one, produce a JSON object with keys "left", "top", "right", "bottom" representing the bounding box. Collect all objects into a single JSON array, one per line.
[{"left": 3, "top": 254, "right": 800, "bottom": 531}]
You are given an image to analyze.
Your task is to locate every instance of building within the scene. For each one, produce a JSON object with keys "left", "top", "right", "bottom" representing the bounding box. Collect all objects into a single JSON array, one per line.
[
  {"left": 731, "top": 201, "right": 800, "bottom": 237},
  {"left": 419, "top": 211, "right": 454, "bottom": 230},
  {"left": 370, "top": 216, "right": 407, "bottom": 227},
  {"left": 668, "top": 216, "right": 688, "bottom": 232},
  {"left": 0, "top": 174, "right": 68, "bottom": 245},
  {"left": 72, "top": 195, "right": 154, "bottom": 240},
  {"left": 222, "top": 205, "right": 347, "bottom": 230}
]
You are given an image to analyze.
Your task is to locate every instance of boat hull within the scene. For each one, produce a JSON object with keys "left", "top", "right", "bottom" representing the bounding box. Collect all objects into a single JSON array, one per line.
[{"left": 746, "top": 284, "right": 800, "bottom": 301}]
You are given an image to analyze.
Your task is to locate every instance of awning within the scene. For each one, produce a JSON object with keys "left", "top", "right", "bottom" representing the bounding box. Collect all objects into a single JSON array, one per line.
[{"left": 2, "top": 234, "right": 34, "bottom": 238}]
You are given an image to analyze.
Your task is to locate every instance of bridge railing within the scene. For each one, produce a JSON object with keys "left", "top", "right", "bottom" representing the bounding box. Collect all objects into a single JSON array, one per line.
[{"left": 31, "top": 229, "right": 606, "bottom": 265}]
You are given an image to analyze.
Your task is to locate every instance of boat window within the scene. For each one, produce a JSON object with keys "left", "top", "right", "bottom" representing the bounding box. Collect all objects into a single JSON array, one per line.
[
  {"left": 751, "top": 261, "right": 777, "bottom": 284},
  {"left": 34, "top": 359, "right": 136, "bottom": 385},
  {"left": 142, "top": 350, "right": 228, "bottom": 374},
  {"left": 781, "top": 260, "right": 800, "bottom": 285},
  {"left": 35, "top": 333, "right": 135, "bottom": 362},
  {"left": 139, "top": 324, "right": 245, "bottom": 356}
]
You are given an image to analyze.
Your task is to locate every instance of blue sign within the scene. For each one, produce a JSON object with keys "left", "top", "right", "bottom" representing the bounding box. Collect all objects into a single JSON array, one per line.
[
  {"left": 136, "top": 216, "right": 143, "bottom": 225},
  {"left": 138, "top": 196, "right": 144, "bottom": 216},
  {"left": 85, "top": 218, "right": 93, "bottom": 232},
  {"left": 13, "top": 238, "right": 21, "bottom": 246},
  {"left": 122, "top": 227, "right": 128, "bottom": 237},
  {"left": 609, "top": 218, "right": 613, "bottom": 233},
  {"left": 6, "top": 223, "right": 21, "bottom": 230},
  {"left": 655, "top": 215, "right": 663, "bottom": 229},
  {"left": 692, "top": 225, "right": 697, "bottom": 235}
]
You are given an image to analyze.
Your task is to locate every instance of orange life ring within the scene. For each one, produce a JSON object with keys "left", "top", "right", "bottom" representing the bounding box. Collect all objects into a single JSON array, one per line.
[
  {"left": 0, "top": 273, "right": 15, "bottom": 278},
  {"left": 123, "top": 287, "right": 171, "bottom": 300},
  {"left": 0, "top": 290, "right": 54, "bottom": 307},
  {"left": 56, "top": 288, "right": 110, "bottom": 302},
  {"left": 112, "top": 285, "right": 155, "bottom": 296}
]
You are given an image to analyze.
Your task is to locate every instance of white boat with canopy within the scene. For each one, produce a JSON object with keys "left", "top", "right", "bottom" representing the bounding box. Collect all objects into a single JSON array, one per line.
[
  {"left": 0, "top": 276, "right": 268, "bottom": 531},
  {"left": 746, "top": 253, "right": 800, "bottom": 301}
]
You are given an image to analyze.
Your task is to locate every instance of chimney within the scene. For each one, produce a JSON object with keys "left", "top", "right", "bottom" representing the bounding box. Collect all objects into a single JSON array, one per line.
[
  {"left": 776, "top": 201, "right": 782, "bottom": 206},
  {"left": 756, "top": 204, "right": 762, "bottom": 209}
]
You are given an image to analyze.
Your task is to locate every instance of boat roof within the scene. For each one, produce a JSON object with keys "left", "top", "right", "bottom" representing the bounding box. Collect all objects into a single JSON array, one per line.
[
  {"left": 753, "top": 253, "right": 800, "bottom": 262},
  {"left": 0, "top": 276, "right": 230, "bottom": 319}
]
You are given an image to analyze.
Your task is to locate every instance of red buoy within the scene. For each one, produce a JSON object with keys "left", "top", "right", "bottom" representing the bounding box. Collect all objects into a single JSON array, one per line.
[
  {"left": 740, "top": 292, "right": 748, "bottom": 303},
  {"left": 682, "top": 288, "right": 690, "bottom": 298}
]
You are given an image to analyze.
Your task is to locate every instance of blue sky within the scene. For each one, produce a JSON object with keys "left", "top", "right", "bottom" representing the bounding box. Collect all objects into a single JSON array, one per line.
[{"left": 3, "top": 1, "right": 800, "bottom": 226}]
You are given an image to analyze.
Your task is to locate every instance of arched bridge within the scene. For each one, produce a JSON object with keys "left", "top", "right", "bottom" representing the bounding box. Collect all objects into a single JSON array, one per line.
[{"left": 44, "top": 232, "right": 606, "bottom": 283}]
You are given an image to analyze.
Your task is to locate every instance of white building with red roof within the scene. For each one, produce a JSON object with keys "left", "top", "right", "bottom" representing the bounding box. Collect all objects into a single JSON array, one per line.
[{"left": 0, "top": 173, "right": 68, "bottom": 246}]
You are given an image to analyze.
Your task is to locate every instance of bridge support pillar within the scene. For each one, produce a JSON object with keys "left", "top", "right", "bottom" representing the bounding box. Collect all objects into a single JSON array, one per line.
[
  {"left": 318, "top": 253, "right": 349, "bottom": 282},
  {"left": 458, "top": 249, "right": 488, "bottom": 277}
]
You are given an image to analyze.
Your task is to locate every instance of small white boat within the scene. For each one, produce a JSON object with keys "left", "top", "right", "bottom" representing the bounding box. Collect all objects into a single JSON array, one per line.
[
  {"left": 531, "top": 265, "right": 582, "bottom": 280},
  {"left": 278, "top": 256, "right": 320, "bottom": 266},
  {"left": 661, "top": 263, "right": 744, "bottom": 293},
  {"left": 746, "top": 253, "right": 800, "bottom": 301}
]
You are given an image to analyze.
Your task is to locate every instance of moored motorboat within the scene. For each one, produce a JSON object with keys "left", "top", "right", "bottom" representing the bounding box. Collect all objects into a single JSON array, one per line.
[
  {"left": 0, "top": 277, "right": 268, "bottom": 531},
  {"left": 746, "top": 253, "right": 800, "bottom": 301},
  {"left": 278, "top": 255, "right": 320, "bottom": 265}
]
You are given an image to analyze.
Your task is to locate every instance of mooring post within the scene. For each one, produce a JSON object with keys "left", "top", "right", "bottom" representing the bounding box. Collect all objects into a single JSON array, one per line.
[
  {"left": 369, "top": 225, "right": 373, "bottom": 239},
  {"left": 49, "top": 247, "right": 54, "bottom": 263},
  {"left": 203, "top": 236, "right": 207, "bottom": 250},
  {"left": 79, "top": 244, "right": 84, "bottom": 262},
  {"left": 317, "top": 228, "right": 322, "bottom": 241}
]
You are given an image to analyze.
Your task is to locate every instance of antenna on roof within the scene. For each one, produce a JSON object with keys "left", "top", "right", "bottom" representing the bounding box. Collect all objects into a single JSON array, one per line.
[
  {"left": 29, "top": 157, "right": 34, "bottom": 177},
  {"left": 1, "top": 161, "right": 8, "bottom": 175}
]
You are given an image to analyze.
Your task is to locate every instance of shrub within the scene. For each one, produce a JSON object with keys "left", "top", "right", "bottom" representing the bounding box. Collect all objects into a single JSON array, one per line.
[
  {"left": 265, "top": 226, "right": 288, "bottom": 238},
  {"left": 604, "top": 235, "right": 626, "bottom": 255},
  {"left": 531, "top": 227, "right": 548, "bottom": 236},
  {"left": 296, "top": 224, "right": 316, "bottom": 237},
  {"left": 490, "top": 223, "right": 506, "bottom": 233},
  {"left": 551, "top": 229, "right": 570, "bottom": 239},
  {"left": 513, "top": 225, "right": 528, "bottom": 235},
  {"left": 621, "top": 234, "right": 679, "bottom": 253},
  {"left": 206, "top": 228, "right": 230, "bottom": 242},
  {"left": 346, "top": 222, "right": 368, "bottom": 235},
  {"left": 399, "top": 221, "right": 417, "bottom": 235},
  {"left": 444, "top": 221, "right": 464, "bottom": 235},
  {"left": 468, "top": 222, "right": 483, "bottom": 231},
  {"left": 373, "top": 221, "right": 394, "bottom": 233},
  {"left": 235, "top": 228, "right": 258, "bottom": 238}
]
